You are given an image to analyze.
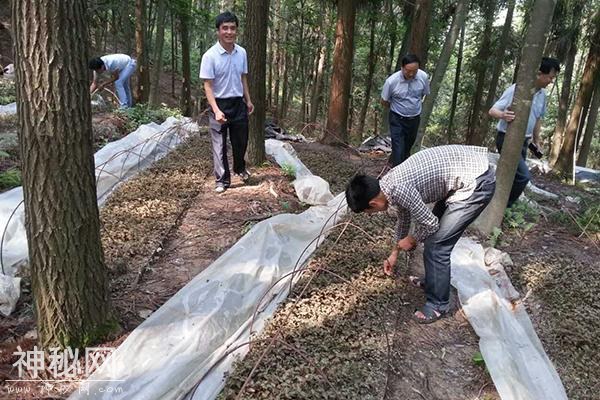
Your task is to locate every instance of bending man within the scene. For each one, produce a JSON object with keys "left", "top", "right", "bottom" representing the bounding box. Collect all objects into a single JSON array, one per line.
[
  {"left": 345, "top": 145, "right": 495, "bottom": 324},
  {"left": 89, "top": 54, "right": 137, "bottom": 109}
]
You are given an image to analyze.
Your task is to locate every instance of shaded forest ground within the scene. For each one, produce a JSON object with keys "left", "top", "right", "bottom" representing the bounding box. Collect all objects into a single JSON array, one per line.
[{"left": 0, "top": 123, "right": 597, "bottom": 398}]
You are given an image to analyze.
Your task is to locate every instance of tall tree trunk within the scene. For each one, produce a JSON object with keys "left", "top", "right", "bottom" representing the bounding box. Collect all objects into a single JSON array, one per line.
[
  {"left": 399, "top": 0, "right": 431, "bottom": 67},
  {"left": 477, "top": 0, "right": 557, "bottom": 235},
  {"left": 278, "top": 48, "right": 290, "bottom": 120},
  {"left": 323, "top": 0, "right": 356, "bottom": 145},
  {"left": 357, "top": 5, "right": 379, "bottom": 139},
  {"left": 475, "top": 0, "right": 517, "bottom": 144},
  {"left": 13, "top": 0, "right": 114, "bottom": 348},
  {"left": 555, "top": 13, "right": 600, "bottom": 178},
  {"left": 149, "top": 0, "right": 167, "bottom": 107},
  {"left": 246, "top": 0, "right": 269, "bottom": 165},
  {"left": 135, "top": 0, "right": 150, "bottom": 103},
  {"left": 466, "top": 0, "right": 495, "bottom": 145},
  {"left": 179, "top": 1, "right": 192, "bottom": 117},
  {"left": 549, "top": 8, "right": 581, "bottom": 165},
  {"left": 385, "top": 0, "right": 398, "bottom": 75},
  {"left": 271, "top": 0, "right": 283, "bottom": 121},
  {"left": 577, "top": 76, "right": 600, "bottom": 166},
  {"left": 309, "top": 38, "right": 327, "bottom": 124},
  {"left": 447, "top": 24, "right": 465, "bottom": 143},
  {"left": 415, "top": 0, "right": 468, "bottom": 148},
  {"left": 171, "top": 11, "right": 176, "bottom": 97},
  {"left": 396, "top": 0, "right": 415, "bottom": 71}
]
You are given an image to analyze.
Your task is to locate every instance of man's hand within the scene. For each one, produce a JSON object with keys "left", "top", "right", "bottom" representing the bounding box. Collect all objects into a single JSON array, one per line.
[
  {"left": 247, "top": 101, "right": 255, "bottom": 115},
  {"left": 383, "top": 251, "right": 398, "bottom": 276},
  {"left": 398, "top": 236, "right": 417, "bottom": 251},
  {"left": 214, "top": 110, "right": 227, "bottom": 124},
  {"left": 502, "top": 109, "right": 515, "bottom": 122}
]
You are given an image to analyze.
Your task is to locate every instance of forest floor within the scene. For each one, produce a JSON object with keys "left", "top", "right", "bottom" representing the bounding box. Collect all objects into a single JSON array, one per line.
[{"left": 0, "top": 119, "right": 598, "bottom": 399}]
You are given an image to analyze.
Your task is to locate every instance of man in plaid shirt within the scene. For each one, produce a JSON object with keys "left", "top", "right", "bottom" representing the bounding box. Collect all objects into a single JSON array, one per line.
[{"left": 345, "top": 145, "right": 496, "bottom": 323}]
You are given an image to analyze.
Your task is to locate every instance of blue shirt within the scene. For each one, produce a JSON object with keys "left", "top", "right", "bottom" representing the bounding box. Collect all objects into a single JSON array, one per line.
[
  {"left": 493, "top": 84, "right": 547, "bottom": 138},
  {"left": 199, "top": 42, "right": 248, "bottom": 99},
  {"left": 381, "top": 69, "right": 430, "bottom": 117}
]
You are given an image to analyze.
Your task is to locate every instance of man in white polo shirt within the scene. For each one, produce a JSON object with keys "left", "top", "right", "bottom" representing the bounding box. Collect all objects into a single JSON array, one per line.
[
  {"left": 381, "top": 54, "right": 430, "bottom": 167},
  {"left": 89, "top": 54, "right": 137, "bottom": 108},
  {"left": 200, "top": 11, "right": 254, "bottom": 193}
]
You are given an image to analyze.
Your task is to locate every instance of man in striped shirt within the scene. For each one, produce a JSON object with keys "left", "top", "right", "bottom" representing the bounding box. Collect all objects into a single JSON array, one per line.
[{"left": 345, "top": 145, "right": 495, "bottom": 323}]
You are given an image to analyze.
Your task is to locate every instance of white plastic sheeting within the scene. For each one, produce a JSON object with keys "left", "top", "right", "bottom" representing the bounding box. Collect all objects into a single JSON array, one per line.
[
  {"left": 68, "top": 140, "right": 567, "bottom": 400},
  {"left": 0, "top": 117, "right": 196, "bottom": 316},
  {"left": 0, "top": 102, "right": 16, "bottom": 116},
  {"left": 451, "top": 238, "right": 567, "bottom": 400},
  {"left": 69, "top": 139, "right": 347, "bottom": 400}
]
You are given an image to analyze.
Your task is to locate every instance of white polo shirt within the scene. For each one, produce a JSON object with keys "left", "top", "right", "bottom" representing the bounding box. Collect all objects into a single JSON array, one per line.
[
  {"left": 100, "top": 54, "right": 132, "bottom": 73},
  {"left": 199, "top": 42, "right": 248, "bottom": 99},
  {"left": 493, "top": 84, "right": 547, "bottom": 138}
]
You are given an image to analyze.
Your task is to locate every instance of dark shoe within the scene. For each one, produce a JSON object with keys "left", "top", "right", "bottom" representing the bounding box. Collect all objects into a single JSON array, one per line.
[
  {"left": 408, "top": 275, "right": 425, "bottom": 290},
  {"left": 238, "top": 170, "right": 251, "bottom": 182},
  {"left": 413, "top": 302, "right": 448, "bottom": 325}
]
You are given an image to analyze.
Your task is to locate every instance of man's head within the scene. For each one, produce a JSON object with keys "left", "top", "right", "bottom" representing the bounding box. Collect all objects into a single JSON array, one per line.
[
  {"left": 88, "top": 57, "right": 105, "bottom": 73},
  {"left": 345, "top": 175, "right": 388, "bottom": 213},
  {"left": 215, "top": 11, "right": 239, "bottom": 46},
  {"left": 536, "top": 57, "right": 560, "bottom": 89},
  {"left": 401, "top": 54, "right": 420, "bottom": 81}
]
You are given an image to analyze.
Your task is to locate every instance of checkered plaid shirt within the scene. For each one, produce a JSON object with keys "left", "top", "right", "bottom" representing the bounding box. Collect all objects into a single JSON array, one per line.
[{"left": 380, "top": 145, "right": 490, "bottom": 242}]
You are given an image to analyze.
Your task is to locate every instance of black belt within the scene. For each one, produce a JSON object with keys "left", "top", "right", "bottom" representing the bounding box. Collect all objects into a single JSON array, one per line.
[{"left": 391, "top": 111, "right": 420, "bottom": 120}]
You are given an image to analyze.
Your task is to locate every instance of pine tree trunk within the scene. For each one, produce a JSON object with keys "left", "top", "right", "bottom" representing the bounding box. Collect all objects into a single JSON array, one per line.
[
  {"left": 549, "top": 14, "right": 580, "bottom": 165},
  {"left": 577, "top": 76, "right": 600, "bottom": 166},
  {"left": 135, "top": 0, "right": 150, "bottom": 103},
  {"left": 246, "top": 0, "right": 269, "bottom": 165},
  {"left": 476, "top": 0, "right": 557, "bottom": 235},
  {"left": 309, "top": 39, "right": 327, "bottom": 124},
  {"left": 466, "top": 0, "right": 495, "bottom": 145},
  {"left": 13, "top": 0, "right": 114, "bottom": 349},
  {"left": 357, "top": 6, "right": 378, "bottom": 138},
  {"left": 555, "top": 13, "right": 600, "bottom": 178},
  {"left": 322, "top": 0, "right": 356, "bottom": 145},
  {"left": 149, "top": 0, "right": 167, "bottom": 107},
  {"left": 476, "top": 0, "right": 517, "bottom": 144},
  {"left": 179, "top": 1, "right": 192, "bottom": 117},
  {"left": 415, "top": 0, "right": 468, "bottom": 148},
  {"left": 396, "top": 0, "right": 414, "bottom": 71},
  {"left": 447, "top": 24, "right": 465, "bottom": 143}
]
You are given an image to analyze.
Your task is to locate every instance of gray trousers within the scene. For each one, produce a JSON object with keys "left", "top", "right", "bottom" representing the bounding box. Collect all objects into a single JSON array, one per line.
[{"left": 422, "top": 167, "right": 496, "bottom": 312}]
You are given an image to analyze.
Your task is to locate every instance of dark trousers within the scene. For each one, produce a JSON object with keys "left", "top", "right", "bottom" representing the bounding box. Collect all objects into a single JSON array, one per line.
[
  {"left": 422, "top": 167, "right": 496, "bottom": 312},
  {"left": 496, "top": 131, "right": 530, "bottom": 207},
  {"left": 389, "top": 111, "right": 420, "bottom": 167},
  {"left": 209, "top": 97, "right": 249, "bottom": 186}
]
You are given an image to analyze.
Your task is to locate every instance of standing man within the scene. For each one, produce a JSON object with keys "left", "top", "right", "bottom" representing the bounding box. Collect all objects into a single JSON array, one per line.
[
  {"left": 381, "top": 54, "right": 430, "bottom": 167},
  {"left": 89, "top": 54, "right": 137, "bottom": 109},
  {"left": 489, "top": 57, "right": 560, "bottom": 207},
  {"left": 345, "top": 145, "right": 496, "bottom": 323},
  {"left": 200, "top": 11, "right": 254, "bottom": 193}
]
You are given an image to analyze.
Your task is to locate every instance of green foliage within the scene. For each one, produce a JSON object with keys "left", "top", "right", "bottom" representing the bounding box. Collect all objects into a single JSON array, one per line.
[
  {"left": 489, "top": 226, "right": 503, "bottom": 247},
  {"left": 502, "top": 200, "right": 539, "bottom": 233},
  {"left": 576, "top": 204, "right": 600, "bottom": 233},
  {"left": 0, "top": 169, "right": 21, "bottom": 191},
  {"left": 0, "top": 79, "right": 16, "bottom": 105},
  {"left": 472, "top": 351, "right": 485, "bottom": 366},
  {"left": 116, "top": 104, "right": 181, "bottom": 132},
  {"left": 281, "top": 162, "right": 296, "bottom": 179}
]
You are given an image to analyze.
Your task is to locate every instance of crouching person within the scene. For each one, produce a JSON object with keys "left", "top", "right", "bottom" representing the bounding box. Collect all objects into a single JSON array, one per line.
[{"left": 345, "top": 145, "right": 496, "bottom": 324}]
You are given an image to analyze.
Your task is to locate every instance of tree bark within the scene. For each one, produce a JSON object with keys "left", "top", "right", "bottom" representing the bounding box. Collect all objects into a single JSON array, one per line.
[
  {"left": 476, "top": 0, "right": 557, "bottom": 235},
  {"left": 245, "top": 0, "right": 269, "bottom": 165},
  {"left": 554, "top": 12, "right": 600, "bottom": 178},
  {"left": 13, "top": 0, "right": 114, "bottom": 349},
  {"left": 322, "top": 0, "right": 356, "bottom": 145},
  {"left": 357, "top": 4, "right": 379, "bottom": 139},
  {"left": 466, "top": 0, "right": 495, "bottom": 145},
  {"left": 149, "top": 0, "right": 167, "bottom": 107},
  {"left": 549, "top": 8, "right": 581, "bottom": 165},
  {"left": 179, "top": 0, "right": 192, "bottom": 117},
  {"left": 447, "top": 24, "right": 465, "bottom": 143},
  {"left": 475, "top": 0, "right": 517, "bottom": 144},
  {"left": 396, "top": 0, "right": 415, "bottom": 71},
  {"left": 577, "top": 75, "right": 600, "bottom": 167},
  {"left": 309, "top": 36, "right": 327, "bottom": 124},
  {"left": 415, "top": 0, "right": 468, "bottom": 148},
  {"left": 135, "top": 0, "right": 150, "bottom": 103},
  {"left": 400, "top": 0, "right": 431, "bottom": 67}
]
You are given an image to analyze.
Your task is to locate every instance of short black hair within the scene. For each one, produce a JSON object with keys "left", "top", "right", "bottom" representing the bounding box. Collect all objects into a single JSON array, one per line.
[
  {"left": 539, "top": 57, "right": 560, "bottom": 74},
  {"left": 88, "top": 57, "right": 104, "bottom": 70},
  {"left": 345, "top": 174, "right": 381, "bottom": 213},
  {"left": 401, "top": 54, "right": 421, "bottom": 67},
  {"left": 215, "top": 11, "right": 239, "bottom": 29}
]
